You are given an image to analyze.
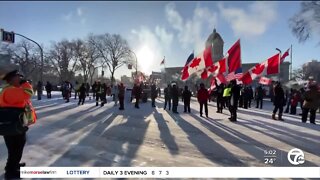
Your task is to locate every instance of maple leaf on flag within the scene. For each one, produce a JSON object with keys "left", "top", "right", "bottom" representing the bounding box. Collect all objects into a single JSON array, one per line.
[
  {"left": 181, "top": 66, "right": 190, "bottom": 81},
  {"left": 208, "top": 65, "right": 218, "bottom": 73},
  {"left": 252, "top": 63, "right": 265, "bottom": 75},
  {"left": 189, "top": 57, "right": 201, "bottom": 68}
]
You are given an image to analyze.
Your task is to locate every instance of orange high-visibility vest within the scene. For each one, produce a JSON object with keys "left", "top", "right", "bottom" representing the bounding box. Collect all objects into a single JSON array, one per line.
[{"left": 0, "top": 82, "right": 33, "bottom": 108}]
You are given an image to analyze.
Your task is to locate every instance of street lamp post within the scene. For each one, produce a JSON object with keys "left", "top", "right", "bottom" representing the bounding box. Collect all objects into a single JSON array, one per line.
[{"left": 14, "top": 32, "right": 44, "bottom": 100}]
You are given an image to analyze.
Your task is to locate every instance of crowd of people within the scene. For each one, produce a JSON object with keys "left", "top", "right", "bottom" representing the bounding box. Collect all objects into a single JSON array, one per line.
[{"left": 40, "top": 77, "right": 320, "bottom": 125}]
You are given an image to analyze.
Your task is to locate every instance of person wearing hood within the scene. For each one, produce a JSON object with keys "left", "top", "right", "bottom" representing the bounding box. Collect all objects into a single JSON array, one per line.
[{"left": 0, "top": 70, "right": 34, "bottom": 179}]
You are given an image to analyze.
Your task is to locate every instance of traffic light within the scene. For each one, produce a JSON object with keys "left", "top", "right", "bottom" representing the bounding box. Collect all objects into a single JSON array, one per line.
[
  {"left": 128, "top": 64, "right": 132, "bottom": 70},
  {"left": 101, "top": 70, "right": 104, "bottom": 76},
  {"left": 1, "top": 30, "right": 15, "bottom": 43}
]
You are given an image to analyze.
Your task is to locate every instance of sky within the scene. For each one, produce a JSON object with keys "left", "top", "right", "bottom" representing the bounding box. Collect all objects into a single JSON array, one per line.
[{"left": 0, "top": 1, "right": 319, "bottom": 79}]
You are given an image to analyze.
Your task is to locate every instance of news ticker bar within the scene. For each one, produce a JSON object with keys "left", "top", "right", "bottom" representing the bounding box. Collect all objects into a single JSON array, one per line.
[{"left": 20, "top": 167, "right": 320, "bottom": 178}]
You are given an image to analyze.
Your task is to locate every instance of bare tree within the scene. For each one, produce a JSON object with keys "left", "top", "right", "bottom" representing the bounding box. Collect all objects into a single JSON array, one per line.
[
  {"left": 48, "top": 40, "right": 77, "bottom": 82},
  {"left": 8, "top": 40, "right": 40, "bottom": 79},
  {"left": 289, "top": 1, "right": 320, "bottom": 43},
  {"left": 72, "top": 38, "right": 101, "bottom": 84},
  {"left": 292, "top": 67, "right": 306, "bottom": 80},
  {"left": 88, "top": 33, "right": 131, "bottom": 84}
]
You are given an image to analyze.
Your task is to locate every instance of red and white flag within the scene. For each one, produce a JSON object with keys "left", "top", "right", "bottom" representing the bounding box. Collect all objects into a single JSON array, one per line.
[
  {"left": 280, "top": 48, "right": 290, "bottom": 63},
  {"left": 181, "top": 45, "right": 213, "bottom": 81},
  {"left": 199, "top": 57, "right": 227, "bottom": 79},
  {"left": 209, "top": 74, "right": 226, "bottom": 91},
  {"left": 259, "top": 77, "right": 272, "bottom": 85},
  {"left": 227, "top": 39, "right": 241, "bottom": 73},
  {"left": 241, "top": 53, "right": 280, "bottom": 85}
]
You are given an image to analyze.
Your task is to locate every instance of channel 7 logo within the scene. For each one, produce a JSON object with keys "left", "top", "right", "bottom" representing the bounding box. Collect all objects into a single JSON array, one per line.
[{"left": 287, "top": 148, "right": 305, "bottom": 165}]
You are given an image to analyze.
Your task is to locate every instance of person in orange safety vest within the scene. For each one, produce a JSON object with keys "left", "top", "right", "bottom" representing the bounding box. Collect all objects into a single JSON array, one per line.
[{"left": 0, "top": 70, "right": 34, "bottom": 179}]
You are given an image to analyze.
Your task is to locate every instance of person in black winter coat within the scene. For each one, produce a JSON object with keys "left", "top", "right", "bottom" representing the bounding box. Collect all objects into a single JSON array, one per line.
[
  {"left": 182, "top": 86, "right": 192, "bottom": 113},
  {"left": 272, "top": 82, "right": 285, "bottom": 121},
  {"left": 164, "top": 84, "right": 172, "bottom": 110},
  {"left": 242, "top": 86, "right": 250, "bottom": 109},
  {"left": 45, "top": 81, "right": 52, "bottom": 99},
  {"left": 151, "top": 84, "right": 157, "bottom": 107},
  {"left": 133, "top": 83, "right": 142, "bottom": 108},
  {"left": 95, "top": 82, "right": 104, "bottom": 107},
  {"left": 215, "top": 80, "right": 225, "bottom": 113},
  {"left": 78, "top": 83, "right": 87, "bottom": 105},
  {"left": 171, "top": 84, "right": 179, "bottom": 113},
  {"left": 92, "top": 81, "right": 98, "bottom": 99},
  {"left": 229, "top": 80, "right": 240, "bottom": 122},
  {"left": 255, "top": 85, "right": 264, "bottom": 109}
]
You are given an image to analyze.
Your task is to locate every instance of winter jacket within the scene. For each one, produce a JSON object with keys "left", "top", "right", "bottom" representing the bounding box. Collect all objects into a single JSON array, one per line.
[
  {"left": 197, "top": 88, "right": 209, "bottom": 103},
  {"left": 303, "top": 87, "right": 320, "bottom": 110},
  {"left": 164, "top": 87, "right": 171, "bottom": 99},
  {"left": 0, "top": 82, "right": 33, "bottom": 108},
  {"left": 118, "top": 85, "right": 125, "bottom": 98},
  {"left": 151, "top": 85, "right": 157, "bottom": 99},
  {"left": 182, "top": 89, "right": 192, "bottom": 102},
  {"left": 230, "top": 84, "right": 241, "bottom": 107},
  {"left": 45, "top": 83, "right": 52, "bottom": 92},
  {"left": 133, "top": 85, "right": 142, "bottom": 98},
  {"left": 273, "top": 85, "right": 285, "bottom": 106},
  {"left": 255, "top": 86, "right": 264, "bottom": 99},
  {"left": 291, "top": 93, "right": 299, "bottom": 107},
  {"left": 79, "top": 86, "right": 87, "bottom": 98}
]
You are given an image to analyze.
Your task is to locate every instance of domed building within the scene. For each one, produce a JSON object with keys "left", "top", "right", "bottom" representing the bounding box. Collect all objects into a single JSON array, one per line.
[{"left": 205, "top": 28, "right": 224, "bottom": 62}]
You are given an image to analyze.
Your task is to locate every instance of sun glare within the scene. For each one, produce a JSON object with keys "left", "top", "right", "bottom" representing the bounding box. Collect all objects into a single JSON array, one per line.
[{"left": 137, "top": 46, "right": 154, "bottom": 74}]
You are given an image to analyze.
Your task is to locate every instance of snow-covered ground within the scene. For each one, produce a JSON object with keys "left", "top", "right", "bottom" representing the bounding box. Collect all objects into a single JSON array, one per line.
[{"left": 0, "top": 91, "right": 319, "bottom": 178}]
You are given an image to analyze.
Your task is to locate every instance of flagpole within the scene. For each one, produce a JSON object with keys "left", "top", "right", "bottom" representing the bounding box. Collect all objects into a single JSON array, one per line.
[
  {"left": 275, "top": 48, "right": 281, "bottom": 82},
  {"left": 290, "top": 44, "right": 293, "bottom": 80}
]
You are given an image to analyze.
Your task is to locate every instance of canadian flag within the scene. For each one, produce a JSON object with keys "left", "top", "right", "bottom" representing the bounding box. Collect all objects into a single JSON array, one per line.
[
  {"left": 241, "top": 53, "right": 280, "bottom": 85},
  {"left": 209, "top": 74, "right": 227, "bottom": 91},
  {"left": 259, "top": 77, "right": 272, "bottom": 85},
  {"left": 280, "top": 48, "right": 290, "bottom": 63},
  {"left": 227, "top": 39, "right": 241, "bottom": 73},
  {"left": 181, "top": 45, "right": 213, "bottom": 81},
  {"left": 199, "top": 57, "right": 227, "bottom": 79}
]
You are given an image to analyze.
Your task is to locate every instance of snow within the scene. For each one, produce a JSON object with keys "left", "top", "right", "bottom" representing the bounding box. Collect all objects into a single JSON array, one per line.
[{"left": 0, "top": 91, "right": 320, "bottom": 178}]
